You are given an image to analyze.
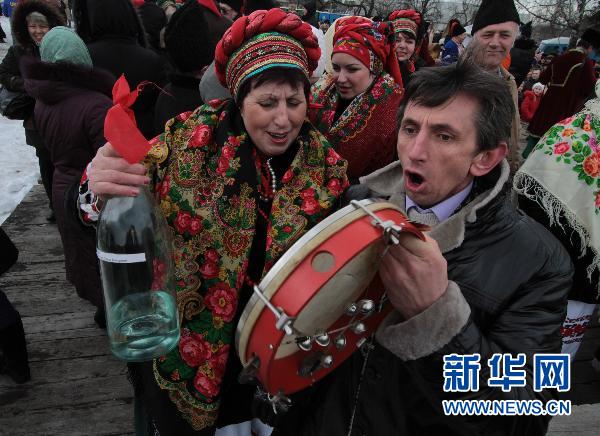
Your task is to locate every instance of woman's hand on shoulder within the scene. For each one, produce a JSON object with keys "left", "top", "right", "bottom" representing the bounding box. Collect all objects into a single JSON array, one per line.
[{"left": 88, "top": 143, "right": 150, "bottom": 198}]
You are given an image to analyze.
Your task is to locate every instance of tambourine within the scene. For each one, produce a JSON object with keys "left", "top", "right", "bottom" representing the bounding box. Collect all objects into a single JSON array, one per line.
[{"left": 235, "top": 199, "right": 426, "bottom": 404}]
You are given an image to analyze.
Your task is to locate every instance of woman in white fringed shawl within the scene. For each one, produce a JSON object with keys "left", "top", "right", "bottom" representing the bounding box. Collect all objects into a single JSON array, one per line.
[{"left": 513, "top": 81, "right": 600, "bottom": 359}]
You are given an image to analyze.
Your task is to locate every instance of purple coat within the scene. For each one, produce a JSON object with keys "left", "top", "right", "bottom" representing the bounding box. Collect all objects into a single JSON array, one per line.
[{"left": 23, "top": 59, "right": 114, "bottom": 308}]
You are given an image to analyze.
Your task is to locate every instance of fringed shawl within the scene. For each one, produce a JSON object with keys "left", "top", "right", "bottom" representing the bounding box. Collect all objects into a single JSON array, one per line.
[{"left": 514, "top": 102, "right": 600, "bottom": 299}]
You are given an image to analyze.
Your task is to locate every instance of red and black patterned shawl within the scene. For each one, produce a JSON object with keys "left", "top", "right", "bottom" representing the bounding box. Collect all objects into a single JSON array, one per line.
[{"left": 309, "top": 72, "right": 403, "bottom": 180}]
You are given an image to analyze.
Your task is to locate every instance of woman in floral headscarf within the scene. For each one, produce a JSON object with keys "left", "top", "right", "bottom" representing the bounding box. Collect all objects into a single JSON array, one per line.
[
  {"left": 79, "top": 8, "right": 348, "bottom": 436},
  {"left": 309, "top": 16, "right": 404, "bottom": 183},
  {"left": 514, "top": 80, "right": 600, "bottom": 360},
  {"left": 388, "top": 9, "right": 425, "bottom": 87}
]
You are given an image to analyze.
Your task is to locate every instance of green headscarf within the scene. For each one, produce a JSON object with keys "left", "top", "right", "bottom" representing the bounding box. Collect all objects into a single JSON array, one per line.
[{"left": 40, "top": 26, "right": 93, "bottom": 67}]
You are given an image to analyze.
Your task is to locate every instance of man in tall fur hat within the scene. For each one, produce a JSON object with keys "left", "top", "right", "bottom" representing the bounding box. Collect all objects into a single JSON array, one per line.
[{"left": 465, "top": 0, "right": 522, "bottom": 172}]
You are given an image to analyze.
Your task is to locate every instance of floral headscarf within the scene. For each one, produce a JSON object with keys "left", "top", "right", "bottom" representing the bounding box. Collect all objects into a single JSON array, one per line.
[
  {"left": 514, "top": 81, "right": 600, "bottom": 299},
  {"left": 389, "top": 9, "right": 421, "bottom": 40},
  {"left": 332, "top": 16, "right": 402, "bottom": 86},
  {"left": 388, "top": 9, "right": 423, "bottom": 74}
]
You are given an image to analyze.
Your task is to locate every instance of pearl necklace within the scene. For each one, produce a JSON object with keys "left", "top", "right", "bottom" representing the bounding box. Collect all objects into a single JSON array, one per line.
[{"left": 258, "top": 158, "right": 277, "bottom": 202}]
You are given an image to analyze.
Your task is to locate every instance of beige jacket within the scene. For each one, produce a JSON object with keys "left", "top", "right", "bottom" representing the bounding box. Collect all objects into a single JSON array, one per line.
[{"left": 500, "top": 66, "right": 521, "bottom": 172}]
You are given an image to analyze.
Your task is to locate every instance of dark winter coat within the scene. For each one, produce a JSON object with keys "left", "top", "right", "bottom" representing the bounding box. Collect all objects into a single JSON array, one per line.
[
  {"left": 22, "top": 58, "right": 114, "bottom": 308},
  {"left": 528, "top": 48, "right": 597, "bottom": 138},
  {"left": 272, "top": 160, "right": 572, "bottom": 436},
  {"left": 0, "top": 45, "right": 28, "bottom": 93},
  {"left": 137, "top": 0, "right": 167, "bottom": 52},
  {"left": 1, "top": 0, "right": 66, "bottom": 207},
  {"left": 0, "top": 228, "right": 19, "bottom": 329},
  {"left": 0, "top": 0, "right": 65, "bottom": 117},
  {"left": 154, "top": 73, "right": 203, "bottom": 133},
  {"left": 75, "top": 0, "right": 170, "bottom": 139},
  {"left": 509, "top": 37, "right": 537, "bottom": 86}
]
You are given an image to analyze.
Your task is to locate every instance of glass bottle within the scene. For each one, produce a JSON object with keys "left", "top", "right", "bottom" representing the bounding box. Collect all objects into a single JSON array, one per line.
[{"left": 96, "top": 186, "right": 179, "bottom": 361}]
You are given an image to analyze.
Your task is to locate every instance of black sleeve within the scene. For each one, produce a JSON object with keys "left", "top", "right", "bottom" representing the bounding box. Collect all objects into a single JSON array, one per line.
[
  {"left": 376, "top": 222, "right": 573, "bottom": 435},
  {"left": 0, "top": 227, "right": 19, "bottom": 275},
  {"left": 0, "top": 46, "right": 25, "bottom": 91}
]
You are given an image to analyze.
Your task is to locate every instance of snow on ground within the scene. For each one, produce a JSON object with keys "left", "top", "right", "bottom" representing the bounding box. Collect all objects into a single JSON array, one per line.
[{"left": 0, "top": 15, "right": 40, "bottom": 225}]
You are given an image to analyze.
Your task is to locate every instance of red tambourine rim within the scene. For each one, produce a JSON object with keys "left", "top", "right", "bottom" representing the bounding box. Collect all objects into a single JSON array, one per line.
[{"left": 235, "top": 199, "right": 423, "bottom": 361}]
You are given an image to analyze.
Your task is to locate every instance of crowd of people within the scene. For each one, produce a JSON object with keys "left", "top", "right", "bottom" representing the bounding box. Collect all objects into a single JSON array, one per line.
[{"left": 0, "top": 0, "right": 599, "bottom": 435}]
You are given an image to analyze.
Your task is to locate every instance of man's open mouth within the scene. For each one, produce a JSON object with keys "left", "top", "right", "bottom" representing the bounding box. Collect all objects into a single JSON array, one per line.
[{"left": 406, "top": 171, "right": 424, "bottom": 186}]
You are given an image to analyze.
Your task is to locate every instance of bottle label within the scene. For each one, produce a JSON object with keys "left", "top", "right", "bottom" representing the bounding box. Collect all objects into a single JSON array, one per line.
[{"left": 96, "top": 249, "right": 146, "bottom": 264}]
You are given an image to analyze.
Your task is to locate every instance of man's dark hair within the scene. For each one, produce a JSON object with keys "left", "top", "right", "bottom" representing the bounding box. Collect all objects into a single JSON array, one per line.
[
  {"left": 577, "top": 38, "right": 592, "bottom": 50},
  {"left": 579, "top": 28, "right": 600, "bottom": 51},
  {"left": 396, "top": 60, "right": 515, "bottom": 152},
  {"left": 236, "top": 67, "right": 310, "bottom": 106}
]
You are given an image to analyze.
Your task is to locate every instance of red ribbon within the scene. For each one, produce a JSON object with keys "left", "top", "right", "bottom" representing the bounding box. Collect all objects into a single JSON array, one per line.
[
  {"left": 197, "top": 0, "right": 222, "bottom": 17},
  {"left": 104, "top": 75, "right": 151, "bottom": 164}
]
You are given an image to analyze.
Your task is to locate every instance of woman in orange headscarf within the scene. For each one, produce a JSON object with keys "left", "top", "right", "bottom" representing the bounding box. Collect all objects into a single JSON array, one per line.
[{"left": 309, "top": 17, "right": 403, "bottom": 183}]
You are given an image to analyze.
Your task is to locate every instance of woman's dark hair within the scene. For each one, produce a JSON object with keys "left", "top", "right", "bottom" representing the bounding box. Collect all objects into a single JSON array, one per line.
[
  {"left": 236, "top": 67, "right": 311, "bottom": 107},
  {"left": 396, "top": 59, "right": 514, "bottom": 152},
  {"left": 398, "top": 30, "right": 416, "bottom": 42},
  {"left": 386, "top": 10, "right": 426, "bottom": 43}
]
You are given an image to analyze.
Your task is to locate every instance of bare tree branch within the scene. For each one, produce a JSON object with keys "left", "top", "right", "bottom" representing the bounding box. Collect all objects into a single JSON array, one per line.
[{"left": 514, "top": 0, "right": 598, "bottom": 33}]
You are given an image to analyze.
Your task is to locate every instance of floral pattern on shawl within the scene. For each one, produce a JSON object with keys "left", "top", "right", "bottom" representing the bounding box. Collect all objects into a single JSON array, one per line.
[
  {"left": 534, "top": 113, "right": 600, "bottom": 213},
  {"left": 308, "top": 72, "right": 403, "bottom": 179},
  {"left": 143, "top": 100, "right": 348, "bottom": 430}
]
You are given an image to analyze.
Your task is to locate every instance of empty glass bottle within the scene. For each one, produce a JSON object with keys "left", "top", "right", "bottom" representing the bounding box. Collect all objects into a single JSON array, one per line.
[{"left": 96, "top": 186, "right": 179, "bottom": 361}]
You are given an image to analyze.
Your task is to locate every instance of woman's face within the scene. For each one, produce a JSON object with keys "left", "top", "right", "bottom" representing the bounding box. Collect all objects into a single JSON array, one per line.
[
  {"left": 27, "top": 22, "right": 50, "bottom": 45},
  {"left": 395, "top": 32, "right": 416, "bottom": 61},
  {"left": 331, "top": 53, "right": 374, "bottom": 100},
  {"left": 240, "top": 80, "right": 307, "bottom": 157}
]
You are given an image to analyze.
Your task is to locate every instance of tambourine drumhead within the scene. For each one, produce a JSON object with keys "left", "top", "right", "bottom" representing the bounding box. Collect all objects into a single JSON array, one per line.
[{"left": 236, "top": 199, "right": 420, "bottom": 396}]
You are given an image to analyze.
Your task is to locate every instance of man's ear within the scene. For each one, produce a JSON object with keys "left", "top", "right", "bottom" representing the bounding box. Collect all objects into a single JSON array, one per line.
[{"left": 470, "top": 142, "right": 508, "bottom": 177}]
